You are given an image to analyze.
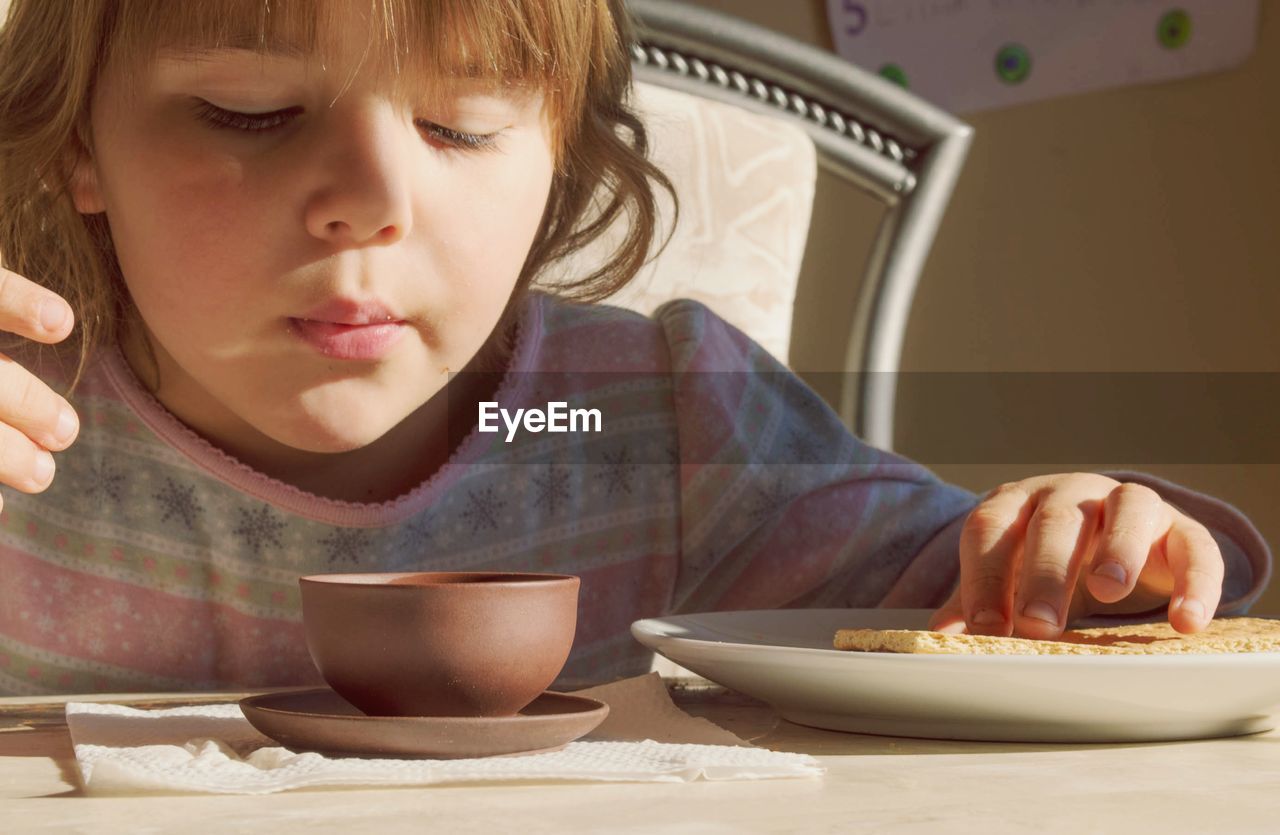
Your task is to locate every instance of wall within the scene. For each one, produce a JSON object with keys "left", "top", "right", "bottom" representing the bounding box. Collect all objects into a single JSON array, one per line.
[{"left": 682, "top": 0, "right": 1280, "bottom": 614}]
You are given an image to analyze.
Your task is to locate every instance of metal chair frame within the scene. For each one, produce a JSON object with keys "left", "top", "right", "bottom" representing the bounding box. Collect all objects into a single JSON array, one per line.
[{"left": 627, "top": 0, "right": 972, "bottom": 450}]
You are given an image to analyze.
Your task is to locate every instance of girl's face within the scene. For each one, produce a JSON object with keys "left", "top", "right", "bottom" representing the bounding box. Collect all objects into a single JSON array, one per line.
[{"left": 71, "top": 23, "right": 554, "bottom": 466}]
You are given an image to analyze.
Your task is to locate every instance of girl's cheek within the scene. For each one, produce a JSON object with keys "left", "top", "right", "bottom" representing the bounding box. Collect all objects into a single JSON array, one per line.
[
  {"left": 441, "top": 151, "right": 551, "bottom": 277},
  {"left": 494, "top": 148, "right": 553, "bottom": 242}
]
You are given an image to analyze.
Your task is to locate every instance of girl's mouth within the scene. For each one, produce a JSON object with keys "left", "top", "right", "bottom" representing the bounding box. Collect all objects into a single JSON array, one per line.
[{"left": 288, "top": 318, "right": 408, "bottom": 361}]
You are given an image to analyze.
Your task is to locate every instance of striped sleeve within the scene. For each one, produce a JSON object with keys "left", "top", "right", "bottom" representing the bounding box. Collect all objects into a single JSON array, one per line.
[{"left": 654, "top": 298, "right": 977, "bottom": 613}]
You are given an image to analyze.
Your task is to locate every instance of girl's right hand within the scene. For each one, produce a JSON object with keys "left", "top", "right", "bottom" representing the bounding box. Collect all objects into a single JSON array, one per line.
[{"left": 0, "top": 267, "right": 79, "bottom": 503}]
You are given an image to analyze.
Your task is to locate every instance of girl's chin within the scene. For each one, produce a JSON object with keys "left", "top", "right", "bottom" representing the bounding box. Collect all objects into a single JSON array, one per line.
[
  {"left": 262, "top": 408, "right": 408, "bottom": 454},
  {"left": 244, "top": 374, "right": 448, "bottom": 456},
  {"left": 277, "top": 433, "right": 384, "bottom": 455},
  {"left": 297, "top": 425, "right": 402, "bottom": 454}
]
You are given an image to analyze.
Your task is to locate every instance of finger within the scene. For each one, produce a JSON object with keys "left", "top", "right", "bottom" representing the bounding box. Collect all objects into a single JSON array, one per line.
[
  {"left": 0, "top": 419, "right": 57, "bottom": 493},
  {"left": 1164, "top": 515, "right": 1225, "bottom": 634},
  {"left": 0, "top": 268, "right": 75, "bottom": 344},
  {"left": 0, "top": 352, "right": 80, "bottom": 452},
  {"left": 958, "top": 482, "right": 1034, "bottom": 637},
  {"left": 927, "top": 584, "right": 967, "bottom": 634},
  {"left": 1014, "top": 495, "right": 1101, "bottom": 639},
  {"left": 1085, "top": 483, "right": 1168, "bottom": 604}
]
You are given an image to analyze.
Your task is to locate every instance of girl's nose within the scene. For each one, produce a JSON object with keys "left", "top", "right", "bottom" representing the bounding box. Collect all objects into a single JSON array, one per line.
[{"left": 303, "top": 106, "right": 413, "bottom": 247}]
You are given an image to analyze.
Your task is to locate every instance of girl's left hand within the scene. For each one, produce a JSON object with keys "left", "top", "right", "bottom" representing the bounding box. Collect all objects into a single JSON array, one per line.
[{"left": 927, "top": 473, "right": 1224, "bottom": 638}]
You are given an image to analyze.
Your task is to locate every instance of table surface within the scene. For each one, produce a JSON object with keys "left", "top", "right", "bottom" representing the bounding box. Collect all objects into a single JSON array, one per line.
[{"left": 3, "top": 683, "right": 1280, "bottom": 834}]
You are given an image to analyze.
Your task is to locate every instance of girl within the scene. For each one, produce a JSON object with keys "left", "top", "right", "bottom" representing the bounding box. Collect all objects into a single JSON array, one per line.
[{"left": 0, "top": 0, "right": 1269, "bottom": 694}]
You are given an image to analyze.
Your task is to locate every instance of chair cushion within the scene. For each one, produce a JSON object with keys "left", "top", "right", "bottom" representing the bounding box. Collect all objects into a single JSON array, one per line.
[{"left": 546, "top": 81, "right": 816, "bottom": 365}]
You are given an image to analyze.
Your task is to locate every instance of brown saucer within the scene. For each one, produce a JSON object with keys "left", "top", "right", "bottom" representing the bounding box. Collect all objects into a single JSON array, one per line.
[{"left": 239, "top": 688, "right": 609, "bottom": 759}]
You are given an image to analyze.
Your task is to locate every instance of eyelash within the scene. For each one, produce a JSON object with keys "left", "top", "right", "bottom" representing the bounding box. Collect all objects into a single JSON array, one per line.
[{"left": 191, "top": 101, "right": 500, "bottom": 152}]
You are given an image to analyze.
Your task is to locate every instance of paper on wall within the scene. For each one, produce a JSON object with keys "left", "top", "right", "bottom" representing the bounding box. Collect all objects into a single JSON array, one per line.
[{"left": 825, "top": 0, "right": 1260, "bottom": 113}]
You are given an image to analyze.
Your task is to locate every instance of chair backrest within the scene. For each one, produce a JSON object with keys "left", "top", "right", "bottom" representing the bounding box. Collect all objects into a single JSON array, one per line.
[
  {"left": 622, "top": 0, "right": 972, "bottom": 451},
  {"left": 550, "top": 80, "right": 816, "bottom": 365}
]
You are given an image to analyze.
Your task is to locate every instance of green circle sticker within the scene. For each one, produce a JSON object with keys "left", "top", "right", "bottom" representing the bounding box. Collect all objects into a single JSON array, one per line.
[
  {"left": 878, "top": 63, "right": 909, "bottom": 88},
  {"left": 1158, "top": 9, "right": 1192, "bottom": 49},
  {"left": 995, "top": 44, "right": 1032, "bottom": 84}
]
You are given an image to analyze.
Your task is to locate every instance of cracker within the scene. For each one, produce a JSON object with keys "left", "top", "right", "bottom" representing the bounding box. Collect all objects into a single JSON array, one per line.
[{"left": 833, "top": 616, "right": 1280, "bottom": 655}]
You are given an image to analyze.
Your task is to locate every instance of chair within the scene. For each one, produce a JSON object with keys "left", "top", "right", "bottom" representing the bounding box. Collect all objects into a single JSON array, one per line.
[
  {"left": 606, "top": 0, "right": 973, "bottom": 451},
  {"left": 567, "top": 79, "right": 818, "bottom": 371}
]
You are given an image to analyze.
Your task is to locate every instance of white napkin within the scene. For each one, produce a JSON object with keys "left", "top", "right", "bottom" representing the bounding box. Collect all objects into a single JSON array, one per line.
[{"left": 65, "top": 674, "right": 822, "bottom": 795}]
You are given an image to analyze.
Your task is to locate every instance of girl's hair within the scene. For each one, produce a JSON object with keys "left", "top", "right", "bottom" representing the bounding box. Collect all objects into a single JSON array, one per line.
[{"left": 0, "top": 0, "right": 675, "bottom": 392}]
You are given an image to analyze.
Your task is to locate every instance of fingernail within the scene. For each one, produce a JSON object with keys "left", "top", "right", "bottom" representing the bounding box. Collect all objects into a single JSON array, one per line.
[
  {"left": 935, "top": 621, "right": 966, "bottom": 634},
  {"left": 32, "top": 451, "right": 54, "bottom": 486},
  {"left": 1178, "top": 597, "right": 1207, "bottom": 621},
  {"left": 55, "top": 407, "right": 78, "bottom": 445},
  {"left": 971, "top": 608, "right": 1005, "bottom": 626},
  {"left": 40, "top": 299, "right": 67, "bottom": 332},
  {"left": 1092, "top": 561, "right": 1128, "bottom": 586},
  {"left": 1023, "top": 600, "right": 1060, "bottom": 626}
]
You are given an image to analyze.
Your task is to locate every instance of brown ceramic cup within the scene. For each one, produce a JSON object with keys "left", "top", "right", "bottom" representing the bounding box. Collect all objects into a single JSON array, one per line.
[{"left": 299, "top": 572, "right": 580, "bottom": 718}]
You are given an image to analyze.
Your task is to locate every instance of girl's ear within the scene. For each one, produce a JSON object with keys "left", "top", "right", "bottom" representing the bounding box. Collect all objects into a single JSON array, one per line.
[{"left": 68, "top": 148, "right": 107, "bottom": 215}]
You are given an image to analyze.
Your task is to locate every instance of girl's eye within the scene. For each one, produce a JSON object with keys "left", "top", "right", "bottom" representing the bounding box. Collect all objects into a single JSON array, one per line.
[
  {"left": 191, "top": 101, "right": 500, "bottom": 152},
  {"left": 192, "top": 101, "right": 299, "bottom": 133},
  {"left": 414, "top": 121, "right": 500, "bottom": 152}
]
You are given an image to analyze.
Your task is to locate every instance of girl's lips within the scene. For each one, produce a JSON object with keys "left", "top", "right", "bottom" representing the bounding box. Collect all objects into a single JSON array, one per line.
[{"left": 289, "top": 318, "right": 407, "bottom": 361}]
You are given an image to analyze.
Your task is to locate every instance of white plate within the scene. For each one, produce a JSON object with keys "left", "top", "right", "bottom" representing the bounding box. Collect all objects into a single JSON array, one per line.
[{"left": 631, "top": 609, "right": 1280, "bottom": 743}]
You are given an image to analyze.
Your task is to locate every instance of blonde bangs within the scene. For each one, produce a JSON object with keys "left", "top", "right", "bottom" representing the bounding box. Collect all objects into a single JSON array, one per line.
[{"left": 106, "top": 0, "right": 620, "bottom": 158}]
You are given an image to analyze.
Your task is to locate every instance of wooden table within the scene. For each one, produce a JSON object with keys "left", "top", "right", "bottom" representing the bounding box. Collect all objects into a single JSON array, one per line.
[{"left": 3, "top": 683, "right": 1279, "bottom": 833}]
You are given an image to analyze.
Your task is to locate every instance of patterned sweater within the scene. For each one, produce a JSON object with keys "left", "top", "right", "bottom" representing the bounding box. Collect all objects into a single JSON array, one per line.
[{"left": 0, "top": 292, "right": 1270, "bottom": 694}]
